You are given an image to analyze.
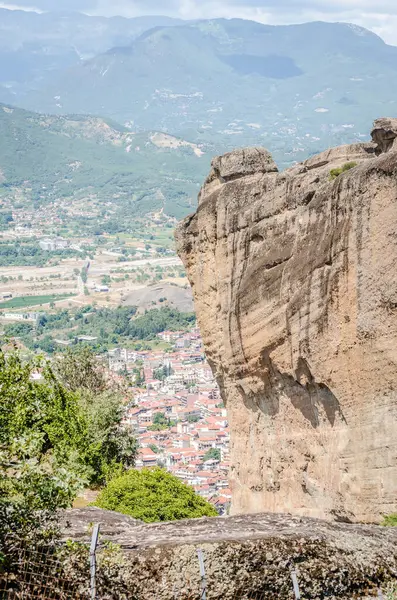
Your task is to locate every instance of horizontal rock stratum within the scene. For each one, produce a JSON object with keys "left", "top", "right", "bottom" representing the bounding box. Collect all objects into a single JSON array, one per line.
[
  {"left": 62, "top": 508, "right": 397, "bottom": 599},
  {"left": 176, "top": 119, "right": 397, "bottom": 523}
]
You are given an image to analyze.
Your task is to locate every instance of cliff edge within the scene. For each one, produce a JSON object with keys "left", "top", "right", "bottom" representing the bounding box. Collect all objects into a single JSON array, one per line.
[
  {"left": 60, "top": 508, "right": 397, "bottom": 599},
  {"left": 176, "top": 119, "right": 397, "bottom": 523}
]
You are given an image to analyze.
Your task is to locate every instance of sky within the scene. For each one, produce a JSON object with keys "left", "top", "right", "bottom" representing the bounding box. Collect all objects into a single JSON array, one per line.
[{"left": 1, "top": 0, "right": 397, "bottom": 45}]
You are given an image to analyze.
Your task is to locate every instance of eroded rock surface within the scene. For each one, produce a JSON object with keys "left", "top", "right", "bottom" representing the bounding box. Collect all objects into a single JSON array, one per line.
[
  {"left": 62, "top": 510, "right": 397, "bottom": 599},
  {"left": 176, "top": 118, "right": 397, "bottom": 523},
  {"left": 60, "top": 507, "right": 142, "bottom": 542}
]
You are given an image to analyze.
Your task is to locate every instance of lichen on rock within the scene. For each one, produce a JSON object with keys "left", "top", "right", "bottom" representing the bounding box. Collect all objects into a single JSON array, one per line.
[{"left": 61, "top": 509, "right": 397, "bottom": 599}]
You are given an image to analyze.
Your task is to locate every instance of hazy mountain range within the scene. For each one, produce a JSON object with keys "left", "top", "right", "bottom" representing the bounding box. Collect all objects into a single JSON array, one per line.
[{"left": 1, "top": 9, "right": 397, "bottom": 218}]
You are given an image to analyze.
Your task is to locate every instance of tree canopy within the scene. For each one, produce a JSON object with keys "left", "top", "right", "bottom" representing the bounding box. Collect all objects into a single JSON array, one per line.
[
  {"left": 53, "top": 346, "right": 137, "bottom": 485},
  {"left": 95, "top": 467, "right": 218, "bottom": 523},
  {"left": 203, "top": 448, "right": 221, "bottom": 462},
  {"left": 1, "top": 348, "right": 137, "bottom": 488},
  {"left": 0, "top": 347, "right": 138, "bottom": 568}
]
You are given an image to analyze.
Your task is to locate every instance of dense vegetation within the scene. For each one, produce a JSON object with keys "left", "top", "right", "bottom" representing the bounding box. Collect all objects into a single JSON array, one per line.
[
  {"left": 0, "top": 346, "right": 137, "bottom": 571},
  {"left": 4, "top": 306, "right": 195, "bottom": 354},
  {"left": 0, "top": 346, "right": 218, "bottom": 582},
  {"left": 203, "top": 448, "right": 221, "bottom": 462},
  {"left": 0, "top": 241, "right": 80, "bottom": 267},
  {"left": 127, "top": 307, "right": 195, "bottom": 340},
  {"left": 382, "top": 514, "right": 397, "bottom": 526},
  {"left": 95, "top": 467, "right": 218, "bottom": 522},
  {"left": 0, "top": 104, "right": 205, "bottom": 220},
  {"left": 329, "top": 162, "right": 358, "bottom": 180},
  {"left": 0, "top": 347, "right": 137, "bottom": 488}
]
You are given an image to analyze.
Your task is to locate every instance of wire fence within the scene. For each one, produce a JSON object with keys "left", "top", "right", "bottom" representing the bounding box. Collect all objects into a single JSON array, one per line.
[
  {"left": 0, "top": 545, "right": 89, "bottom": 599},
  {"left": 1, "top": 525, "right": 396, "bottom": 600}
]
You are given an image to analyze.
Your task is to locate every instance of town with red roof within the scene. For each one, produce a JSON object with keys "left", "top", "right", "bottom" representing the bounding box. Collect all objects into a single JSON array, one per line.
[{"left": 110, "top": 327, "right": 231, "bottom": 514}]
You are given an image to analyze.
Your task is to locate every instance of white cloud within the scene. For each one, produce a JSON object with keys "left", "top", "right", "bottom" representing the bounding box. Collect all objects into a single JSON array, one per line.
[{"left": 0, "top": 1, "right": 43, "bottom": 10}]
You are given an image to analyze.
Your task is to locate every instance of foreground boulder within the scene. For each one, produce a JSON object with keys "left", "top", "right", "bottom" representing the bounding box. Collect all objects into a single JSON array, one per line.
[
  {"left": 62, "top": 509, "right": 397, "bottom": 599},
  {"left": 176, "top": 119, "right": 397, "bottom": 523}
]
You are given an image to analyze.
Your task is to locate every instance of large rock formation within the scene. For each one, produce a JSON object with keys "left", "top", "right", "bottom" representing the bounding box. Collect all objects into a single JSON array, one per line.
[
  {"left": 176, "top": 119, "right": 397, "bottom": 523},
  {"left": 61, "top": 508, "right": 397, "bottom": 599}
]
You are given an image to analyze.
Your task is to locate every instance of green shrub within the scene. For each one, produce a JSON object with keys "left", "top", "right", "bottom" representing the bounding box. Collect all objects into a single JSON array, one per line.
[
  {"left": 329, "top": 161, "right": 357, "bottom": 180},
  {"left": 203, "top": 448, "right": 221, "bottom": 462},
  {"left": 382, "top": 513, "right": 397, "bottom": 526},
  {"left": 95, "top": 467, "right": 218, "bottom": 522},
  {"left": 1, "top": 349, "right": 137, "bottom": 489}
]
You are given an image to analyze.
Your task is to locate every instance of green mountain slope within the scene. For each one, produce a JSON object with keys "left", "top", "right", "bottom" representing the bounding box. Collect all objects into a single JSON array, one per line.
[
  {"left": 0, "top": 103, "right": 209, "bottom": 219},
  {"left": 0, "top": 9, "right": 183, "bottom": 103},
  {"left": 19, "top": 19, "right": 397, "bottom": 166}
]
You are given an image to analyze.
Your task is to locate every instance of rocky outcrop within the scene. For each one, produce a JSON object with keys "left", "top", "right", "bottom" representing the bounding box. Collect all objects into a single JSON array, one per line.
[
  {"left": 176, "top": 118, "right": 397, "bottom": 523},
  {"left": 62, "top": 509, "right": 397, "bottom": 599}
]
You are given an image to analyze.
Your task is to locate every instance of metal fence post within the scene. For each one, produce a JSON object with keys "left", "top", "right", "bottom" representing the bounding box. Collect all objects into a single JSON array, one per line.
[
  {"left": 90, "top": 524, "right": 100, "bottom": 600},
  {"left": 289, "top": 561, "right": 301, "bottom": 600},
  {"left": 196, "top": 548, "right": 207, "bottom": 600}
]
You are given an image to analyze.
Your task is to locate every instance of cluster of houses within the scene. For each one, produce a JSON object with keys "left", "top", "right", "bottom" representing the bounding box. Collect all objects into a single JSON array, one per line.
[
  {"left": 39, "top": 237, "right": 69, "bottom": 251},
  {"left": 113, "top": 328, "right": 232, "bottom": 514}
]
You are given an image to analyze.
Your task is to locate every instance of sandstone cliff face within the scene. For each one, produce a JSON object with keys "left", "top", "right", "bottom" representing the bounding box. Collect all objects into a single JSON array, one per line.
[{"left": 176, "top": 120, "right": 397, "bottom": 523}]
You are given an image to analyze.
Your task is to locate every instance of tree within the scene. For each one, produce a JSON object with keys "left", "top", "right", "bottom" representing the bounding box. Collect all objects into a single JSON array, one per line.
[
  {"left": 133, "top": 367, "right": 145, "bottom": 387},
  {"left": 77, "top": 389, "right": 138, "bottom": 486},
  {"left": 4, "top": 322, "right": 33, "bottom": 337},
  {"left": 53, "top": 347, "right": 137, "bottom": 485},
  {"left": 54, "top": 346, "right": 107, "bottom": 394},
  {"left": 187, "top": 414, "right": 200, "bottom": 423},
  {"left": 0, "top": 352, "right": 85, "bottom": 464},
  {"left": 153, "top": 365, "right": 171, "bottom": 381},
  {"left": 0, "top": 350, "right": 87, "bottom": 565},
  {"left": 203, "top": 448, "right": 221, "bottom": 462},
  {"left": 148, "top": 412, "right": 171, "bottom": 431},
  {"left": 0, "top": 347, "right": 136, "bottom": 490},
  {"left": 0, "top": 435, "right": 82, "bottom": 574},
  {"left": 95, "top": 468, "right": 217, "bottom": 523}
]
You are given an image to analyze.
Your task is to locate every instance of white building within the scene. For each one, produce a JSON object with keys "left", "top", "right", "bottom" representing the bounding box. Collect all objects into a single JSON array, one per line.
[{"left": 39, "top": 238, "right": 69, "bottom": 251}]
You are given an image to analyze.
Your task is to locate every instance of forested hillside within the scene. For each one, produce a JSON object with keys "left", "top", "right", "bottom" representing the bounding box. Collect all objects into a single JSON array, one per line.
[{"left": 0, "top": 103, "right": 208, "bottom": 219}]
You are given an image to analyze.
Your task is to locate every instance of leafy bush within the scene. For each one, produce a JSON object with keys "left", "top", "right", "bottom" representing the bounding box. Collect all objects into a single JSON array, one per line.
[
  {"left": 54, "top": 347, "right": 138, "bottom": 485},
  {"left": 203, "top": 448, "right": 221, "bottom": 462},
  {"left": 127, "top": 307, "right": 195, "bottom": 340},
  {"left": 382, "top": 514, "right": 397, "bottom": 526},
  {"left": 329, "top": 161, "right": 357, "bottom": 180},
  {"left": 0, "top": 347, "right": 138, "bottom": 580},
  {"left": 95, "top": 467, "right": 218, "bottom": 522},
  {"left": 0, "top": 439, "right": 83, "bottom": 582},
  {"left": 0, "top": 351, "right": 87, "bottom": 571},
  {"left": 1, "top": 349, "right": 137, "bottom": 488}
]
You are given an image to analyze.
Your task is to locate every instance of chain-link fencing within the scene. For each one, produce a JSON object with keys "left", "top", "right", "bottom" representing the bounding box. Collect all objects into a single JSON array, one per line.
[{"left": 1, "top": 525, "right": 396, "bottom": 599}]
